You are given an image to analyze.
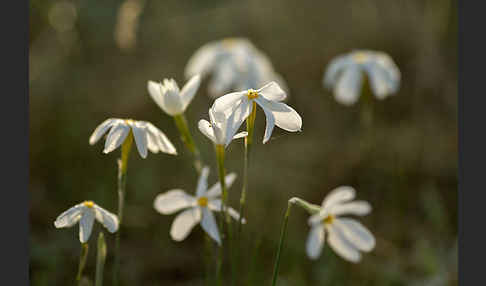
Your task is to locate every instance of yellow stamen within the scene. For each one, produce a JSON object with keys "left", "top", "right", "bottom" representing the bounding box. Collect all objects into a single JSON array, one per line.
[
  {"left": 124, "top": 119, "right": 134, "bottom": 125},
  {"left": 222, "top": 38, "right": 237, "bottom": 48},
  {"left": 247, "top": 89, "right": 259, "bottom": 100},
  {"left": 353, "top": 52, "right": 368, "bottom": 63},
  {"left": 83, "top": 201, "right": 94, "bottom": 208},
  {"left": 197, "top": 197, "right": 208, "bottom": 207},
  {"left": 323, "top": 215, "right": 334, "bottom": 225}
]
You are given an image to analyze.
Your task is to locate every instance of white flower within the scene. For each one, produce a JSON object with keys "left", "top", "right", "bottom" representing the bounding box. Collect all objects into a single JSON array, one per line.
[
  {"left": 323, "top": 50, "right": 400, "bottom": 106},
  {"left": 306, "top": 186, "right": 375, "bottom": 263},
  {"left": 54, "top": 201, "right": 119, "bottom": 243},
  {"left": 184, "top": 38, "right": 287, "bottom": 98},
  {"left": 89, "top": 118, "right": 177, "bottom": 158},
  {"left": 198, "top": 106, "right": 248, "bottom": 147},
  {"left": 147, "top": 75, "right": 201, "bottom": 116},
  {"left": 212, "top": 82, "right": 302, "bottom": 144},
  {"left": 153, "top": 166, "right": 245, "bottom": 245}
]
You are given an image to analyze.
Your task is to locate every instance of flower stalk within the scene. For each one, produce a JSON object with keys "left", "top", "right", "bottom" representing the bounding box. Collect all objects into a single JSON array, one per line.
[
  {"left": 76, "top": 243, "right": 89, "bottom": 284},
  {"left": 113, "top": 131, "right": 133, "bottom": 286},
  {"left": 173, "top": 113, "right": 202, "bottom": 173},
  {"left": 215, "top": 143, "right": 227, "bottom": 285},
  {"left": 271, "top": 200, "right": 293, "bottom": 286},
  {"left": 95, "top": 232, "right": 107, "bottom": 286}
]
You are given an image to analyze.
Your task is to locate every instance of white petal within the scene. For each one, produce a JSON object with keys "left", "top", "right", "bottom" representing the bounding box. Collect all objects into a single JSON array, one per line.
[
  {"left": 364, "top": 61, "right": 400, "bottom": 99},
  {"left": 170, "top": 207, "right": 202, "bottom": 241},
  {"left": 306, "top": 224, "right": 325, "bottom": 260},
  {"left": 184, "top": 42, "right": 221, "bottom": 78},
  {"left": 180, "top": 74, "right": 201, "bottom": 110},
  {"left": 147, "top": 81, "right": 164, "bottom": 109},
  {"left": 233, "top": 131, "right": 248, "bottom": 139},
  {"left": 322, "top": 186, "right": 356, "bottom": 209},
  {"left": 334, "top": 65, "right": 363, "bottom": 106},
  {"left": 143, "top": 122, "right": 177, "bottom": 155},
  {"left": 103, "top": 123, "right": 130, "bottom": 154},
  {"left": 145, "top": 125, "right": 161, "bottom": 153},
  {"left": 131, "top": 123, "right": 148, "bottom": 158},
  {"left": 206, "top": 173, "right": 237, "bottom": 198},
  {"left": 327, "top": 223, "right": 361, "bottom": 263},
  {"left": 207, "top": 200, "right": 246, "bottom": 224},
  {"left": 323, "top": 55, "right": 352, "bottom": 88},
  {"left": 223, "top": 98, "right": 252, "bottom": 146},
  {"left": 208, "top": 109, "right": 227, "bottom": 145},
  {"left": 329, "top": 201, "right": 371, "bottom": 216},
  {"left": 79, "top": 209, "right": 95, "bottom": 243},
  {"left": 196, "top": 166, "right": 210, "bottom": 197},
  {"left": 257, "top": 81, "right": 286, "bottom": 101},
  {"left": 94, "top": 204, "right": 119, "bottom": 233},
  {"left": 212, "top": 91, "right": 246, "bottom": 113},
  {"left": 333, "top": 218, "right": 375, "bottom": 252},
  {"left": 153, "top": 189, "right": 196, "bottom": 215},
  {"left": 89, "top": 118, "right": 121, "bottom": 145},
  {"left": 260, "top": 104, "right": 275, "bottom": 144},
  {"left": 201, "top": 207, "right": 221, "bottom": 245},
  {"left": 198, "top": 119, "right": 216, "bottom": 142},
  {"left": 54, "top": 203, "right": 84, "bottom": 228},
  {"left": 208, "top": 61, "right": 238, "bottom": 98},
  {"left": 255, "top": 97, "right": 302, "bottom": 133}
]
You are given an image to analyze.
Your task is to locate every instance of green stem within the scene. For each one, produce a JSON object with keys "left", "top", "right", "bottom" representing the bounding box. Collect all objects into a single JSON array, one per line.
[
  {"left": 271, "top": 201, "right": 293, "bottom": 286},
  {"left": 76, "top": 243, "right": 89, "bottom": 284},
  {"left": 173, "top": 113, "right": 202, "bottom": 173},
  {"left": 95, "top": 232, "right": 107, "bottom": 286},
  {"left": 113, "top": 132, "right": 132, "bottom": 286},
  {"left": 215, "top": 144, "right": 229, "bottom": 286}
]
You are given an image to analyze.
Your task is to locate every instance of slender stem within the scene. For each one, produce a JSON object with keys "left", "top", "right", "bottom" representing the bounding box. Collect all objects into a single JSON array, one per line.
[
  {"left": 76, "top": 243, "right": 89, "bottom": 284},
  {"left": 215, "top": 144, "right": 228, "bottom": 286},
  {"left": 173, "top": 113, "right": 202, "bottom": 173},
  {"left": 271, "top": 201, "right": 293, "bottom": 286},
  {"left": 113, "top": 132, "right": 133, "bottom": 286},
  {"left": 95, "top": 232, "right": 107, "bottom": 286}
]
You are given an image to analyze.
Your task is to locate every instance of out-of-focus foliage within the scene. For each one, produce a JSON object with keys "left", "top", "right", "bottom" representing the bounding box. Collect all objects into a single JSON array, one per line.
[{"left": 29, "top": 0, "right": 457, "bottom": 285}]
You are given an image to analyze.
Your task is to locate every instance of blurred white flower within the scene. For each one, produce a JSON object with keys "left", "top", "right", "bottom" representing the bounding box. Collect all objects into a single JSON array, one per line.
[
  {"left": 198, "top": 106, "right": 248, "bottom": 147},
  {"left": 212, "top": 82, "right": 302, "bottom": 144},
  {"left": 306, "top": 186, "right": 375, "bottom": 262},
  {"left": 185, "top": 38, "right": 287, "bottom": 98},
  {"left": 147, "top": 75, "right": 201, "bottom": 116},
  {"left": 54, "top": 201, "right": 119, "bottom": 243},
  {"left": 153, "top": 166, "right": 245, "bottom": 245},
  {"left": 323, "top": 50, "right": 400, "bottom": 106},
  {"left": 89, "top": 118, "right": 177, "bottom": 158}
]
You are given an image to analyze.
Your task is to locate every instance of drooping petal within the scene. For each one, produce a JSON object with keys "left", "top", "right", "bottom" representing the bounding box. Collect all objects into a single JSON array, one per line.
[
  {"left": 147, "top": 81, "right": 164, "bottom": 109},
  {"left": 206, "top": 172, "right": 237, "bottom": 198},
  {"left": 131, "top": 123, "right": 148, "bottom": 158},
  {"left": 93, "top": 205, "right": 119, "bottom": 233},
  {"left": 184, "top": 42, "right": 222, "bottom": 78},
  {"left": 196, "top": 166, "right": 210, "bottom": 197},
  {"left": 257, "top": 81, "right": 286, "bottom": 101},
  {"left": 321, "top": 186, "right": 356, "bottom": 209},
  {"left": 89, "top": 118, "right": 121, "bottom": 145},
  {"left": 333, "top": 218, "right": 375, "bottom": 252},
  {"left": 223, "top": 98, "right": 252, "bottom": 146},
  {"left": 323, "top": 55, "right": 352, "bottom": 88},
  {"left": 306, "top": 224, "right": 325, "bottom": 260},
  {"left": 54, "top": 203, "right": 85, "bottom": 228},
  {"left": 329, "top": 201, "right": 371, "bottom": 216},
  {"left": 364, "top": 59, "right": 400, "bottom": 99},
  {"left": 209, "top": 108, "right": 228, "bottom": 145},
  {"left": 212, "top": 91, "right": 247, "bottom": 113},
  {"left": 207, "top": 200, "right": 246, "bottom": 224},
  {"left": 198, "top": 119, "right": 216, "bottom": 143},
  {"left": 79, "top": 209, "right": 95, "bottom": 243},
  {"left": 153, "top": 189, "right": 196, "bottom": 215},
  {"left": 326, "top": 223, "right": 361, "bottom": 263},
  {"left": 180, "top": 74, "right": 201, "bottom": 110},
  {"left": 260, "top": 103, "right": 275, "bottom": 144},
  {"left": 255, "top": 97, "right": 302, "bottom": 133},
  {"left": 170, "top": 207, "right": 202, "bottom": 241},
  {"left": 233, "top": 131, "right": 248, "bottom": 139},
  {"left": 334, "top": 65, "right": 363, "bottom": 106},
  {"left": 103, "top": 123, "right": 130, "bottom": 154},
  {"left": 201, "top": 207, "right": 221, "bottom": 245},
  {"left": 143, "top": 122, "right": 177, "bottom": 155}
]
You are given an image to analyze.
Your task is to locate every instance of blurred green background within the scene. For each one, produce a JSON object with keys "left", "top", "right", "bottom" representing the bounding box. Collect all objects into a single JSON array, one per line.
[{"left": 29, "top": 0, "right": 457, "bottom": 285}]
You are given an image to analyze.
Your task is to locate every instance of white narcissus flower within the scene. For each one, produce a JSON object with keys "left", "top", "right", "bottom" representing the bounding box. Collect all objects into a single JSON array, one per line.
[
  {"left": 89, "top": 118, "right": 177, "bottom": 158},
  {"left": 198, "top": 106, "right": 248, "bottom": 147},
  {"left": 184, "top": 38, "right": 287, "bottom": 98},
  {"left": 323, "top": 50, "right": 400, "bottom": 106},
  {"left": 54, "top": 201, "right": 119, "bottom": 243},
  {"left": 306, "top": 186, "right": 375, "bottom": 263},
  {"left": 153, "top": 167, "right": 245, "bottom": 245},
  {"left": 147, "top": 75, "right": 201, "bottom": 116},
  {"left": 212, "top": 82, "right": 302, "bottom": 144}
]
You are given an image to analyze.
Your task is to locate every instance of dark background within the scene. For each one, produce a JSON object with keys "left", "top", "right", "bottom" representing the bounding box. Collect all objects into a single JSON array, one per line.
[{"left": 29, "top": 0, "right": 457, "bottom": 285}]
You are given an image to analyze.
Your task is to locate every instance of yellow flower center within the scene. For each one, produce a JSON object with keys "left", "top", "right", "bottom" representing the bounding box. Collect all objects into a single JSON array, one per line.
[
  {"left": 83, "top": 201, "right": 94, "bottom": 208},
  {"left": 124, "top": 119, "right": 135, "bottom": 125},
  {"left": 247, "top": 89, "right": 259, "bottom": 100},
  {"left": 353, "top": 52, "right": 368, "bottom": 63},
  {"left": 222, "top": 38, "right": 237, "bottom": 48},
  {"left": 323, "top": 215, "right": 335, "bottom": 225},
  {"left": 197, "top": 197, "right": 208, "bottom": 207}
]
